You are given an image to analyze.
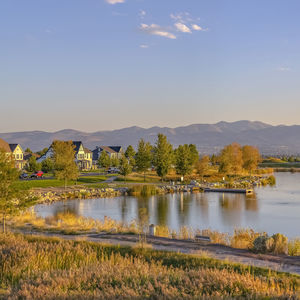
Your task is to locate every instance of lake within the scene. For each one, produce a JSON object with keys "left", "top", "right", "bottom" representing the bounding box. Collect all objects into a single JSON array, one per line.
[{"left": 35, "top": 172, "right": 300, "bottom": 238}]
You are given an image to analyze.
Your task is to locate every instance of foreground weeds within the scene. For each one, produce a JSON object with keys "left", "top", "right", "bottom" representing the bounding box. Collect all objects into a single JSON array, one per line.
[{"left": 0, "top": 233, "right": 299, "bottom": 299}]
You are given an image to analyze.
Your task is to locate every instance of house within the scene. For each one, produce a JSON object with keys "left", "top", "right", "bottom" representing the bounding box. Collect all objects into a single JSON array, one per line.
[
  {"left": 9, "top": 144, "right": 26, "bottom": 169},
  {"left": 37, "top": 140, "right": 92, "bottom": 171},
  {"left": 92, "top": 146, "right": 123, "bottom": 165},
  {"left": 0, "top": 138, "right": 25, "bottom": 169}
]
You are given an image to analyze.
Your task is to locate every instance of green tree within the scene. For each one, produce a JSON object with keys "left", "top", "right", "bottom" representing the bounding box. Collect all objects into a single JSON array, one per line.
[
  {"left": 219, "top": 143, "right": 243, "bottom": 175},
  {"left": 0, "top": 150, "right": 36, "bottom": 233},
  {"left": 24, "top": 147, "right": 32, "bottom": 153},
  {"left": 36, "top": 147, "right": 48, "bottom": 157},
  {"left": 26, "top": 156, "right": 41, "bottom": 172},
  {"left": 175, "top": 144, "right": 193, "bottom": 178},
  {"left": 135, "top": 139, "right": 152, "bottom": 182},
  {"left": 52, "top": 141, "right": 79, "bottom": 188},
  {"left": 242, "top": 145, "right": 261, "bottom": 175},
  {"left": 196, "top": 155, "right": 210, "bottom": 181},
  {"left": 111, "top": 156, "right": 120, "bottom": 168},
  {"left": 188, "top": 144, "right": 199, "bottom": 166},
  {"left": 125, "top": 145, "right": 136, "bottom": 168},
  {"left": 98, "top": 151, "right": 111, "bottom": 169},
  {"left": 41, "top": 157, "right": 54, "bottom": 173},
  {"left": 119, "top": 154, "right": 132, "bottom": 181},
  {"left": 153, "top": 134, "right": 173, "bottom": 181}
]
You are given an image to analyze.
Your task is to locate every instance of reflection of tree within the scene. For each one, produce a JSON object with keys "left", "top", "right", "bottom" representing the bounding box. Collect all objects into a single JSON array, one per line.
[
  {"left": 219, "top": 193, "right": 243, "bottom": 210},
  {"left": 136, "top": 196, "right": 150, "bottom": 225},
  {"left": 195, "top": 193, "right": 209, "bottom": 222},
  {"left": 218, "top": 193, "right": 243, "bottom": 227},
  {"left": 53, "top": 201, "right": 79, "bottom": 218},
  {"left": 177, "top": 193, "right": 191, "bottom": 226},
  {"left": 156, "top": 195, "right": 169, "bottom": 226},
  {"left": 245, "top": 192, "right": 258, "bottom": 211},
  {"left": 120, "top": 196, "right": 128, "bottom": 222}
]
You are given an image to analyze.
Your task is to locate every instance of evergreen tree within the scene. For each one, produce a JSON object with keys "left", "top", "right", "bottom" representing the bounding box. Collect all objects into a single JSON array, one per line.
[
  {"left": 135, "top": 139, "right": 152, "bottom": 182},
  {"left": 119, "top": 154, "right": 132, "bottom": 181},
  {"left": 125, "top": 145, "right": 136, "bottom": 168},
  {"left": 153, "top": 134, "right": 173, "bottom": 181},
  {"left": 175, "top": 144, "right": 193, "bottom": 178},
  {"left": 41, "top": 157, "right": 54, "bottom": 173},
  {"left": 52, "top": 141, "right": 79, "bottom": 188},
  {"left": 98, "top": 150, "right": 111, "bottom": 169}
]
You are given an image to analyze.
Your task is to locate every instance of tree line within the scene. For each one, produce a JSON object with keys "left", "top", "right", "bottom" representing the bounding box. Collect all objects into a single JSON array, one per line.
[{"left": 99, "top": 136, "right": 261, "bottom": 181}]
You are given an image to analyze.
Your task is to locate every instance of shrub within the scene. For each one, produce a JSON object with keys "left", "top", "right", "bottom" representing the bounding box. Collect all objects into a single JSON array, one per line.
[
  {"left": 252, "top": 233, "right": 288, "bottom": 255},
  {"left": 230, "top": 229, "right": 261, "bottom": 249},
  {"left": 288, "top": 238, "right": 300, "bottom": 256},
  {"left": 253, "top": 235, "right": 269, "bottom": 253}
]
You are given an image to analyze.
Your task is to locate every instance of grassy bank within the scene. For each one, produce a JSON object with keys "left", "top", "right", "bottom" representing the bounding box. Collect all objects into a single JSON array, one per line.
[
  {"left": 0, "top": 233, "right": 299, "bottom": 299},
  {"left": 10, "top": 212, "right": 300, "bottom": 256},
  {"left": 14, "top": 175, "right": 108, "bottom": 189}
]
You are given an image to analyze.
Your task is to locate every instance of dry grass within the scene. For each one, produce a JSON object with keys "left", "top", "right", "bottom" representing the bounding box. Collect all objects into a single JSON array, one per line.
[
  {"left": 11, "top": 211, "right": 139, "bottom": 235},
  {"left": 0, "top": 233, "right": 299, "bottom": 299},
  {"left": 8, "top": 212, "right": 300, "bottom": 256}
]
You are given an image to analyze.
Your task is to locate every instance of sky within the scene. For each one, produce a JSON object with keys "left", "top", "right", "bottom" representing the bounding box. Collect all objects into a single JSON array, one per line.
[{"left": 0, "top": 0, "right": 300, "bottom": 132}]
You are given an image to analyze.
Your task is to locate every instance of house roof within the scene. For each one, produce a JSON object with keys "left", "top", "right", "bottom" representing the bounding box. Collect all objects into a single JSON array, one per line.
[
  {"left": 109, "top": 146, "right": 122, "bottom": 153},
  {"left": 100, "top": 146, "right": 117, "bottom": 154},
  {"left": 84, "top": 147, "right": 92, "bottom": 154},
  {"left": 0, "top": 138, "right": 12, "bottom": 153},
  {"left": 24, "top": 152, "right": 40, "bottom": 161},
  {"left": 9, "top": 144, "right": 19, "bottom": 153},
  {"left": 72, "top": 141, "right": 83, "bottom": 153}
]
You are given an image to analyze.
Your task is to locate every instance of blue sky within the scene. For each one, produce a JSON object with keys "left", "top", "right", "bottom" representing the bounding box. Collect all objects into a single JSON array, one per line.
[{"left": 0, "top": 0, "right": 299, "bottom": 132}]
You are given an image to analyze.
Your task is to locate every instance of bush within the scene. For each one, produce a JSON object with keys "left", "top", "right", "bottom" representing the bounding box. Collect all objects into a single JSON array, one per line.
[
  {"left": 230, "top": 229, "right": 261, "bottom": 249},
  {"left": 252, "top": 233, "right": 288, "bottom": 255},
  {"left": 288, "top": 238, "right": 300, "bottom": 256}
]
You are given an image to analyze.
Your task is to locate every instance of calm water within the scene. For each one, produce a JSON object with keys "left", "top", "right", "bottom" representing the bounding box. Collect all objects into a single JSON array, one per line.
[{"left": 35, "top": 173, "right": 300, "bottom": 238}]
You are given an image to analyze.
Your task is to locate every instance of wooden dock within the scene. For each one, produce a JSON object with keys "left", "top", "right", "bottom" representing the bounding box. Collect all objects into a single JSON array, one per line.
[{"left": 203, "top": 188, "right": 253, "bottom": 194}]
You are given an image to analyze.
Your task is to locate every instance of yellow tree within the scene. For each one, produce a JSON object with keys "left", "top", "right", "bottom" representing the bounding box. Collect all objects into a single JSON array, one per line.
[
  {"left": 242, "top": 145, "right": 261, "bottom": 175},
  {"left": 196, "top": 155, "right": 210, "bottom": 181},
  {"left": 219, "top": 143, "right": 243, "bottom": 175},
  {"left": 52, "top": 141, "right": 79, "bottom": 188}
]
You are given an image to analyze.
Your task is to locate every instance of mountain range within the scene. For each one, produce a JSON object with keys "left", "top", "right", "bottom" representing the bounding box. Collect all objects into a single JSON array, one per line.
[{"left": 1, "top": 121, "right": 300, "bottom": 155}]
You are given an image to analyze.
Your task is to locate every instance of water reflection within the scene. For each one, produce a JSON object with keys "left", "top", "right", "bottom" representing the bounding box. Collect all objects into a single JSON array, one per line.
[{"left": 34, "top": 173, "right": 300, "bottom": 237}]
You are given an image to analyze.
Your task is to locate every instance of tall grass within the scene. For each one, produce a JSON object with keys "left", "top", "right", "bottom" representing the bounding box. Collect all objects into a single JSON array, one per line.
[{"left": 0, "top": 233, "right": 299, "bottom": 299}]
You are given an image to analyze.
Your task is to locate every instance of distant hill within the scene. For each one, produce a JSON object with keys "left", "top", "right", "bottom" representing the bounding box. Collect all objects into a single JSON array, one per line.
[{"left": 1, "top": 121, "right": 300, "bottom": 155}]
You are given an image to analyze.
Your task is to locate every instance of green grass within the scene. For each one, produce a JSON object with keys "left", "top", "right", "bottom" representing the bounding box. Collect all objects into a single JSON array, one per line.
[
  {"left": 0, "top": 233, "right": 298, "bottom": 299},
  {"left": 260, "top": 162, "right": 300, "bottom": 168},
  {"left": 15, "top": 175, "right": 107, "bottom": 189}
]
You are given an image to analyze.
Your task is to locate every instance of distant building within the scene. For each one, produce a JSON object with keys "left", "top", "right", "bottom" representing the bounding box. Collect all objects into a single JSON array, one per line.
[
  {"left": 0, "top": 138, "right": 25, "bottom": 169},
  {"left": 92, "top": 146, "right": 123, "bottom": 165},
  {"left": 37, "top": 141, "right": 92, "bottom": 171}
]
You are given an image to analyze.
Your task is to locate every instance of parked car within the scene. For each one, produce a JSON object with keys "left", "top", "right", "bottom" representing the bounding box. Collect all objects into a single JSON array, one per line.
[
  {"left": 19, "top": 172, "right": 28, "bottom": 180},
  {"left": 107, "top": 167, "right": 120, "bottom": 174},
  {"left": 30, "top": 171, "right": 44, "bottom": 178}
]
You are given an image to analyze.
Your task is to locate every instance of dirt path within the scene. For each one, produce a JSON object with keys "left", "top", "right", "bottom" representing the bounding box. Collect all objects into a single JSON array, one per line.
[{"left": 20, "top": 230, "right": 300, "bottom": 275}]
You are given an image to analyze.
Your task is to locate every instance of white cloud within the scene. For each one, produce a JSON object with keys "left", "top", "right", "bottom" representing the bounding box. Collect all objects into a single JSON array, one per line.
[
  {"left": 174, "top": 22, "right": 191, "bottom": 33},
  {"left": 191, "top": 24, "right": 203, "bottom": 31},
  {"left": 277, "top": 66, "right": 291, "bottom": 72},
  {"left": 140, "top": 44, "right": 149, "bottom": 48},
  {"left": 105, "top": 0, "right": 125, "bottom": 4},
  {"left": 140, "top": 24, "right": 176, "bottom": 39},
  {"left": 139, "top": 10, "right": 146, "bottom": 18}
]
